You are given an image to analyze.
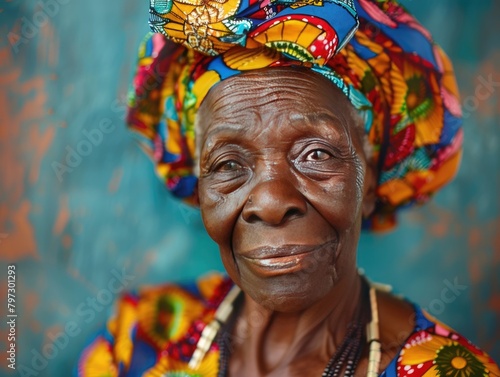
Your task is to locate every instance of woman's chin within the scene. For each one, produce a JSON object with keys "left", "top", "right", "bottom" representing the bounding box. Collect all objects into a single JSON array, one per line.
[{"left": 238, "top": 269, "right": 336, "bottom": 313}]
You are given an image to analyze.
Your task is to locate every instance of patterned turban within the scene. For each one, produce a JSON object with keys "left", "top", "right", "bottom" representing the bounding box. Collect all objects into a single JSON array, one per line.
[{"left": 127, "top": 0, "right": 463, "bottom": 231}]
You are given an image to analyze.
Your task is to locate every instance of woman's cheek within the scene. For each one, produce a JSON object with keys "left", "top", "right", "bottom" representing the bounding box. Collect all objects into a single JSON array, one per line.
[
  {"left": 200, "top": 185, "right": 237, "bottom": 245},
  {"left": 310, "top": 178, "right": 362, "bottom": 230},
  {"left": 199, "top": 190, "right": 243, "bottom": 284},
  {"left": 218, "top": 245, "right": 241, "bottom": 286}
]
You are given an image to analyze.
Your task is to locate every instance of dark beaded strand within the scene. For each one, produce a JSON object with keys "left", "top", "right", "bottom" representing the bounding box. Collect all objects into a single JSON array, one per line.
[
  {"left": 217, "top": 335, "right": 229, "bottom": 377},
  {"left": 322, "top": 319, "right": 365, "bottom": 377}
]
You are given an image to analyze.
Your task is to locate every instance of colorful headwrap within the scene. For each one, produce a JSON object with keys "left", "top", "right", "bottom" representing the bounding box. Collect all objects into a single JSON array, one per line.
[{"left": 127, "top": 0, "right": 463, "bottom": 230}]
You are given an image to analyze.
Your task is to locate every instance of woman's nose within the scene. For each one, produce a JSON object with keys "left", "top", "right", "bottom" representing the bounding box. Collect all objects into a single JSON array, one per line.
[{"left": 242, "top": 178, "right": 307, "bottom": 226}]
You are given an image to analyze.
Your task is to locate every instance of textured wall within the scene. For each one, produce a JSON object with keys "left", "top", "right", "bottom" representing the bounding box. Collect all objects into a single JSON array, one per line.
[{"left": 0, "top": 0, "right": 499, "bottom": 375}]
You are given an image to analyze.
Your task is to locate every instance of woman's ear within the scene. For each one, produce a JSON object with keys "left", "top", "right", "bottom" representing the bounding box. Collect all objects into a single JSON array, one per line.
[{"left": 362, "top": 162, "right": 377, "bottom": 219}]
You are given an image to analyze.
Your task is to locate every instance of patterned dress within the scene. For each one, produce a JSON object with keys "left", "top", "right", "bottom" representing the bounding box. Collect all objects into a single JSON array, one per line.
[{"left": 75, "top": 274, "right": 499, "bottom": 377}]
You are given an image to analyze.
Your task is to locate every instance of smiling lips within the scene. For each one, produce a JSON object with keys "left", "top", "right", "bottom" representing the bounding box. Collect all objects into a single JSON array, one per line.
[{"left": 239, "top": 240, "right": 337, "bottom": 276}]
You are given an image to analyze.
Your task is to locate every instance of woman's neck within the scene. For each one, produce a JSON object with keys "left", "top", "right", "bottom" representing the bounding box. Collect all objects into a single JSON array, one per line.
[{"left": 228, "top": 271, "right": 363, "bottom": 376}]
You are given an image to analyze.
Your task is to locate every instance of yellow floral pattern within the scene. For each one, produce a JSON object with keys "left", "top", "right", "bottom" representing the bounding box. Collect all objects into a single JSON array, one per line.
[{"left": 395, "top": 325, "right": 500, "bottom": 377}]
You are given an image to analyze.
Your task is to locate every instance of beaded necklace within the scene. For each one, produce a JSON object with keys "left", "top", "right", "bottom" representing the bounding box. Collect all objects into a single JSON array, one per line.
[{"left": 189, "top": 278, "right": 382, "bottom": 376}]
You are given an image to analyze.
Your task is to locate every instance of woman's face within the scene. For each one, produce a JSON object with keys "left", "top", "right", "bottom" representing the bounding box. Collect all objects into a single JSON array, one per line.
[{"left": 197, "top": 68, "right": 375, "bottom": 312}]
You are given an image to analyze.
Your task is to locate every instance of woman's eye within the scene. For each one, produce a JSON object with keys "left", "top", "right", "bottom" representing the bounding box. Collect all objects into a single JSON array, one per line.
[
  {"left": 217, "top": 160, "right": 242, "bottom": 172},
  {"left": 305, "top": 149, "right": 331, "bottom": 161}
]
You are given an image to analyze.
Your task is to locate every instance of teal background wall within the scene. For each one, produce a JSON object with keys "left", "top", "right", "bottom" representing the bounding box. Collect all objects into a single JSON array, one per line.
[{"left": 0, "top": 0, "right": 499, "bottom": 375}]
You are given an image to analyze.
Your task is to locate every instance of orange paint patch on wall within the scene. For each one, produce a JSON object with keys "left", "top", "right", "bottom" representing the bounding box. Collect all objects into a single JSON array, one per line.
[
  {"left": 468, "top": 258, "right": 482, "bottom": 285},
  {"left": 0, "top": 147, "right": 24, "bottom": 205},
  {"left": 489, "top": 294, "right": 500, "bottom": 312},
  {"left": 468, "top": 228, "right": 482, "bottom": 284},
  {"left": 108, "top": 168, "right": 124, "bottom": 193},
  {"left": 24, "top": 291, "right": 42, "bottom": 334},
  {"left": 492, "top": 219, "right": 500, "bottom": 264},
  {"left": 44, "top": 325, "right": 64, "bottom": 344},
  {"left": 0, "top": 46, "right": 50, "bottom": 143},
  {"left": 0, "top": 43, "right": 52, "bottom": 260},
  {"left": 0, "top": 47, "right": 25, "bottom": 205},
  {"left": 430, "top": 221, "right": 449, "bottom": 237},
  {"left": 28, "top": 124, "right": 56, "bottom": 184},
  {"left": 468, "top": 228, "right": 481, "bottom": 249},
  {"left": 38, "top": 21, "right": 59, "bottom": 68},
  {"left": 67, "top": 267, "right": 97, "bottom": 291},
  {"left": 0, "top": 47, "right": 21, "bottom": 88},
  {"left": 0, "top": 201, "right": 38, "bottom": 261},
  {"left": 17, "top": 76, "right": 48, "bottom": 121},
  {"left": 0, "top": 329, "right": 11, "bottom": 369},
  {"left": 53, "top": 196, "right": 70, "bottom": 235},
  {"left": 62, "top": 234, "right": 72, "bottom": 249},
  {"left": 473, "top": 52, "right": 500, "bottom": 118}
]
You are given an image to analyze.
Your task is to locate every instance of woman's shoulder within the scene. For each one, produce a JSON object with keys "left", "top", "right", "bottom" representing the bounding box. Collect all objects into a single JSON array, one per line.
[
  {"left": 380, "top": 298, "right": 500, "bottom": 377},
  {"left": 75, "top": 272, "right": 232, "bottom": 376}
]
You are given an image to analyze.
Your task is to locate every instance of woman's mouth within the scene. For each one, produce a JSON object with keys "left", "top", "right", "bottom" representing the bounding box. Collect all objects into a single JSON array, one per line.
[{"left": 238, "top": 240, "right": 337, "bottom": 277}]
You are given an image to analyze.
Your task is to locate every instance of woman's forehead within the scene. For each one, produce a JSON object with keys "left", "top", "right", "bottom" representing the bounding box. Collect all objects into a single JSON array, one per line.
[
  {"left": 194, "top": 68, "right": 368, "bottom": 167},
  {"left": 197, "top": 67, "right": 357, "bottom": 133},
  {"left": 205, "top": 68, "right": 349, "bottom": 105}
]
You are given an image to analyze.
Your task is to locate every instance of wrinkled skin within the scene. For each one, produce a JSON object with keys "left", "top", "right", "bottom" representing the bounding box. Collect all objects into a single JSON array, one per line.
[{"left": 196, "top": 68, "right": 413, "bottom": 376}]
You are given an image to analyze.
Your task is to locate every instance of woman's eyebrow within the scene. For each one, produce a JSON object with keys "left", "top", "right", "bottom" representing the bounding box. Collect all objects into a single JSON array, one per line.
[
  {"left": 291, "top": 111, "right": 343, "bottom": 126},
  {"left": 203, "top": 123, "right": 250, "bottom": 143},
  {"left": 288, "top": 112, "right": 351, "bottom": 139},
  {"left": 200, "top": 127, "right": 249, "bottom": 163}
]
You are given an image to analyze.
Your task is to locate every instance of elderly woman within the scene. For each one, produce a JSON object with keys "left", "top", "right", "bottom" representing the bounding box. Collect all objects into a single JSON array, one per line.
[{"left": 77, "top": 0, "right": 499, "bottom": 376}]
